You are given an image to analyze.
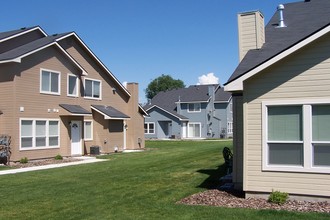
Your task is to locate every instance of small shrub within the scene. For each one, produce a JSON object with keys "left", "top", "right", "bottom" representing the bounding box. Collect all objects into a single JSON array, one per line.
[
  {"left": 20, "top": 157, "right": 28, "bottom": 164},
  {"left": 54, "top": 154, "right": 63, "bottom": 160},
  {"left": 268, "top": 190, "right": 289, "bottom": 205}
]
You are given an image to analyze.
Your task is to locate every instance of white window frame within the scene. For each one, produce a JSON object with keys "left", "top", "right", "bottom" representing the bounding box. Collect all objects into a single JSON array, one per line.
[
  {"left": 67, "top": 74, "right": 79, "bottom": 97},
  {"left": 84, "top": 120, "right": 93, "bottom": 141},
  {"left": 20, "top": 118, "right": 60, "bottom": 150},
  {"left": 187, "top": 122, "right": 201, "bottom": 138},
  {"left": 227, "top": 121, "right": 233, "bottom": 134},
  {"left": 262, "top": 99, "right": 330, "bottom": 174},
  {"left": 40, "top": 68, "right": 61, "bottom": 95},
  {"left": 84, "top": 77, "right": 102, "bottom": 100},
  {"left": 187, "top": 103, "right": 201, "bottom": 113},
  {"left": 144, "top": 122, "right": 155, "bottom": 134}
]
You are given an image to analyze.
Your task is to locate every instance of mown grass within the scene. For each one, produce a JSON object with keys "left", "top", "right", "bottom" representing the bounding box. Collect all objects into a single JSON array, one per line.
[{"left": 0, "top": 140, "right": 328, "bottom": 220}]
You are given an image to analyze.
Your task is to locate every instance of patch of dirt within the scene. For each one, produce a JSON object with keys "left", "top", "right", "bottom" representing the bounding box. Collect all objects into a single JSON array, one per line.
[
  {"left": 178, "top": 189, "right": 330, "bottom": 213},
  {"left": 9, "top": 157, "right": 82, "bottom": 168}
]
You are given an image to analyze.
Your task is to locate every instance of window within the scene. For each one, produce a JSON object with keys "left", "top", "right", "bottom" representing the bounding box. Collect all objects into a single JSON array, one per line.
[
  {"left": 312, "top": 105, "right": 330, "bottom": 167},
  {"left": 40, "top": 69, "right": 60, "bottom": 95},
  {"left": 84, "top": 78, "right": 101, "bottom": 99},
  {"left": 227, "top": 121, "right": 233, "bottom": 134},
  {"left": 68, "top": 74, "right": 78, "bottom": 97},
  {"left": 263, "top": 101, "right": 330, "bottom": 173},
  {"left": 188, "top": 103, "right": 201, "bottom": 112},
  {"left": 188, "top": 123, "right": 201, "bottom": 138},
  {"left": 144, "top": 122, "right": 155, "bottom": 134},
  {"left": 84, "top": 121, "right": 93, "bottom": 140},
  {"left": 267, "top": 106, "right": 303, "bottom": 166},
  {"left": 20, "top": 119, "right": 59, "bottom": 149}
]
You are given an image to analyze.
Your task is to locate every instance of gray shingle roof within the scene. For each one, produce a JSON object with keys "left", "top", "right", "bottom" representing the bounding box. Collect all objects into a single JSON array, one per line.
[
  {"left": 226, "top": 0, "right": 330, "bottom": 85},
  {"left": 0, "top": 26, "right": 39, "bottom": 41},
  {"left": 59, "top": 104, "right": 91, "bottom": 115},
  {"left": 144, "top": 84, "right": 231, "bottom": 119},
  {"left": 91, "top": 105, "right": 130, "bottom": 119},
  {"left": 0, "top": 32, "right": 71, "bottom": 61},
  {"left": 215, "top": 87, "right": 231, "bottom": 102}
]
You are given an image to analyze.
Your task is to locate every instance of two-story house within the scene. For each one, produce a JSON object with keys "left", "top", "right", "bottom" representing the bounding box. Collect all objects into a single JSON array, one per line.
[
  {"left": 0, "top": 26, "right": 147, "bottom": 161},
  {"left": 144, "top": 84, "right": 232, "bottom": 139},
  {"left": 225, "top": 0, "right": 330, "bottom": 201}
]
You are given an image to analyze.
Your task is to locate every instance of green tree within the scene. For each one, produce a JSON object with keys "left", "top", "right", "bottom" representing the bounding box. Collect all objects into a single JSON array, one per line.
[{"left": 145, "top": 74, "right": 185, "bottom": 100}]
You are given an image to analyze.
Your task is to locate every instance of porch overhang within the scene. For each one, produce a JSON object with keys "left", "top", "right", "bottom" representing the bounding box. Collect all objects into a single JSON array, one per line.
[
  {"left": 91, "top": 105, "right": 130, "bottom": 120},
  {"left": 59, "top": 104, "right": 92, "bottom": 116}
]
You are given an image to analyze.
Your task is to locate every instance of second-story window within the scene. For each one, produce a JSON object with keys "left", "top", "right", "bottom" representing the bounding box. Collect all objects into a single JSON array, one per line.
[
  {"left": 84, "top": 78, "right": 101, "bottom": 99},
  {"left": 68, "top": 74, "right": 78, "bottom": 97},
  {"left": 188, "top": 103, "right": 201, "bottom": 112},
  {"left": 40, "top": 69, "right": 60, "bottom": 95}
]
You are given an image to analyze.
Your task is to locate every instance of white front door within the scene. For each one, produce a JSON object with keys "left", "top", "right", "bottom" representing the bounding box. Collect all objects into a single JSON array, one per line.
[
  {"left": 71, "top": 121, "right": 82, "bottom": 155},
  {"left": 182, "top": 122, "right": 187, "bottom": 138}
]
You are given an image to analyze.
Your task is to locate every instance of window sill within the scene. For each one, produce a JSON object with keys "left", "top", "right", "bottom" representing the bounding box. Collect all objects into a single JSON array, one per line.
[
  {"left": 20, "top": 146, "right": 60, "bottom": 151},
  {"left": 84, "top": 96, "right": 101, "bottom": 101},
  {"left": 67, "top": 94, "right": 79, "bottom": 98},
  {"left": 40, "top": 92, "right": 60, "bottom": 96},
  {"left": 262, "top": 165, "right": 330, "bottom": 174}
]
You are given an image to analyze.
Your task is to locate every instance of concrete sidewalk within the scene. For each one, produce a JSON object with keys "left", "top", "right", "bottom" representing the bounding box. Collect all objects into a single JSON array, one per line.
[{"left": 0, "top": 156, "right": 108, "bottom": 175}]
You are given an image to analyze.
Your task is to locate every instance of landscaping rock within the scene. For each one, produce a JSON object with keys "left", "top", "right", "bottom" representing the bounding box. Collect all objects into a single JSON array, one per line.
[{"left": 178, "top": 189, "right": 330, "bottom": 213}]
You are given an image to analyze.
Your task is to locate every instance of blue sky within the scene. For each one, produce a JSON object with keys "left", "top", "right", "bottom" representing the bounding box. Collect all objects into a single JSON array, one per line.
[{"left": 1, "top": 0, "right": 294, "bottom": 103}]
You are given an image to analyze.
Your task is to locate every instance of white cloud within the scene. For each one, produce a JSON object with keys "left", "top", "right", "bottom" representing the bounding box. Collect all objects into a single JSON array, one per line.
[
  {"left": 197, "top": 73, "right": 219, "bottom": 85},
  {"left": 122, "top": 81, "right": 127, "bottom": 88}
]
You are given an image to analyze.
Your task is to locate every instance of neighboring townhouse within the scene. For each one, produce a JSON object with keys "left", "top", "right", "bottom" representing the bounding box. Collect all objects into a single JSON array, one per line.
[
  {"left": 0, "top": 26, "right": 147, "bottom": 161},
  {"left": 144, "top": 84, "right": 232, "bottom": 139},
  {"left": 225, "top": 0, "right": 330, "bottom": 201}
]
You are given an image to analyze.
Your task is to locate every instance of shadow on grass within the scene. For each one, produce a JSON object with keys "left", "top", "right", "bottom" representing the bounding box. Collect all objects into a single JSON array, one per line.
[{"left": 196, "top": 163, "right": 227, "bottom": 189}]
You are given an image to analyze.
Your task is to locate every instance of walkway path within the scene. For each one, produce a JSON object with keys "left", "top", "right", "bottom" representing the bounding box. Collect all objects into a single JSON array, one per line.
[{"left": 0, "top": 156, "right": 107, "bottom": 175}]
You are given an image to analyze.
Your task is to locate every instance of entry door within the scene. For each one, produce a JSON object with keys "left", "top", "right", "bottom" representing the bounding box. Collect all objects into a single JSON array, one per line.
[
  {"left": 182, "top": 122, "right": 187, "bottom": 138},
  {"left": 71, "top": 121, "right": 82, "bottom": 155}
]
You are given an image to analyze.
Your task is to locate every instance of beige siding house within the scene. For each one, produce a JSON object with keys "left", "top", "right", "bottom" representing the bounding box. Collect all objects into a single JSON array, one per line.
[
  {"left": 0, "top": 26, "right": 147, "bottom": 161},
  {"left": 225, "top": 0, "right": 330, "bottom": 201}
]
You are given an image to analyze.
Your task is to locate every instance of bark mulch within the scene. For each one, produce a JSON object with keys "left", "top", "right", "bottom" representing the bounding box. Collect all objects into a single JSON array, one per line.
[
  {"left": 178, "top": 189, "right": 330, "bottom": 213},
  {"left": 9, "top": 157, "right": 82, "bottom": 168}
]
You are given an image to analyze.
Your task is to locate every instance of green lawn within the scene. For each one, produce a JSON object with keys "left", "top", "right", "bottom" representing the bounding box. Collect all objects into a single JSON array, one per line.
[{"left": 0, "top": 140, "right": 328, "bottom": 220}]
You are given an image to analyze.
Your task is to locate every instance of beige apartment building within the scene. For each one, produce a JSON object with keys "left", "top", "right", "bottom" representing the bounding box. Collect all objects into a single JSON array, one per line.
[{"left": 0, "top": 26, "right": 147, "bottom": 161}]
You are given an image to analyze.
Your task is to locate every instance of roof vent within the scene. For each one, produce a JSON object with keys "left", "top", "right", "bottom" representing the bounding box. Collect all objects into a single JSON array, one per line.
[{"left": 276, "top": 4, "right": 287, "bottom": 28}]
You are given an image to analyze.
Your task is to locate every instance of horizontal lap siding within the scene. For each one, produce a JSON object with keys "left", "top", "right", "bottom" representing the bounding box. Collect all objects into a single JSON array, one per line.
[
  {"left": 243, "top": 33, "right": 330, "bottom": 197},
  {"left": 0, "top": 64, "right": 15, "bottom": 137},
  {"left": 8, "top": 47, "right": 81, "bottom": 160},
  {"left": 1, "top": 36, "right": 142, "bottom": 161}
]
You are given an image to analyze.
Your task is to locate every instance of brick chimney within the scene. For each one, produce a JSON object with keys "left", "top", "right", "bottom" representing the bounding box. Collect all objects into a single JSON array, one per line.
[
  {"left": 237, "top": 11, "right": 265, "bottom": 61},
  {"left": 125, "top": 82, "right": 145, "bottom": 149}
]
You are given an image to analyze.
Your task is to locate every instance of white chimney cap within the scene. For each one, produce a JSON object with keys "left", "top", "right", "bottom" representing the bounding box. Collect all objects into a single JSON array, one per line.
[{"left": 277, "top": 4, "right": 285, "bottom": 10}]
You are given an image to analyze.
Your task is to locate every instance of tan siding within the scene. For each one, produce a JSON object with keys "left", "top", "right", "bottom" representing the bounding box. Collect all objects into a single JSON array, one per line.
[
  {"left": 238, "top": 11, "right": 265, "bottom": 61},
  {"left": 0, "top": 34, "right": 143, "bottom": 161},
  {"left": 243, "top": 33, "right": 330, "bottom": 197}
]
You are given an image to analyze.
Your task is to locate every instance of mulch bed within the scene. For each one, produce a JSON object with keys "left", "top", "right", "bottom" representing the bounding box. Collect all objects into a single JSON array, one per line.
[
  {"left": 9, "top": 157, "right": 82, "bottom": 168},
  {"left": 178, "top": 189, "right": 330, "bottom": 213}
]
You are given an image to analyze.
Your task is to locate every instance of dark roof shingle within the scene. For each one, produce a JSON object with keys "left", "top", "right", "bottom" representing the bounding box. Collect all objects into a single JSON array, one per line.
[
  {"left": 0, "top": 26, "right": 39, "bottom": 41},
  {"left": 59, "top": 104, "right": 91, "bottom": 115},
  {"left": 226, "top": 0, "right": 330, "bottom": 84},
  {"left": 92, "top": 105, "right": 130, "bottom": 119},
  {"left": 0, "top": 32, "right": 71, "bottom": 61},
  {"left": 145, "top": 84, "right": 231, "bottom": 118}
]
